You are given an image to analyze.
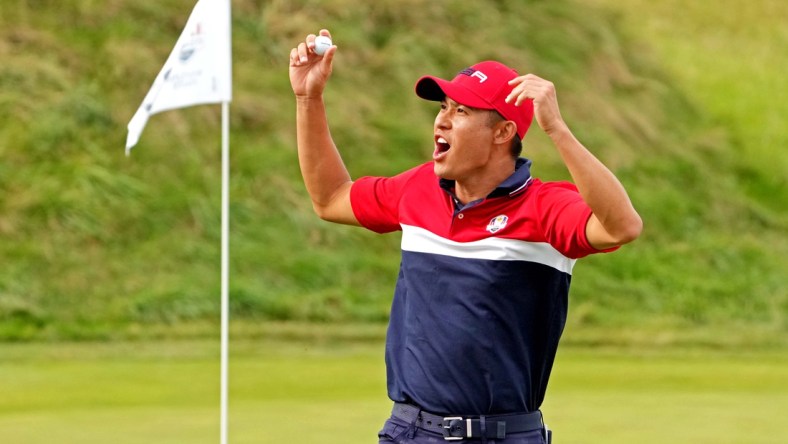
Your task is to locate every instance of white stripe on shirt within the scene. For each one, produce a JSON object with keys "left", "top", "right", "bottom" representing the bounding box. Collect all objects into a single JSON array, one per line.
[{"left": 401, "top": 224, "right": 576, "bottom": 274}]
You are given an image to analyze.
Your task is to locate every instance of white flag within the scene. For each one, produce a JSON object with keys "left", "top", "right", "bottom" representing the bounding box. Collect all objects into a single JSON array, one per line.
[{"left": 126, "top": 0, "right": 232, "bottom": 154}]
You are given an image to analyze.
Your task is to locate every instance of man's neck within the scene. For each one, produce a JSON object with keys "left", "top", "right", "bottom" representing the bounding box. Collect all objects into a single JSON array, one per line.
[{"left": 453, "top": 160, "right": 516, "bottom": 205}]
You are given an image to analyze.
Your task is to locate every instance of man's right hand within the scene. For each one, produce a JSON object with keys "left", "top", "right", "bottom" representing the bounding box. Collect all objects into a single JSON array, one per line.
[{"left": 289, "top": 29, "right": 337, "bottom": 98}]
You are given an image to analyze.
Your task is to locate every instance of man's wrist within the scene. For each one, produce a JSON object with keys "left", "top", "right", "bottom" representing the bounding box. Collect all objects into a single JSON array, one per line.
[
  {"left": 544, "top": 120, "right": 571, "bottom": 140},
  {"left": 295, "top": 94, "right": 324, "bottom": 105}
]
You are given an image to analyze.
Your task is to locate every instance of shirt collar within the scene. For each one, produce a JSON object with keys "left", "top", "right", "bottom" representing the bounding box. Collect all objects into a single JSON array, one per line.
[{"left": 439, "top": 157, "right": 533, "bottom": 200}]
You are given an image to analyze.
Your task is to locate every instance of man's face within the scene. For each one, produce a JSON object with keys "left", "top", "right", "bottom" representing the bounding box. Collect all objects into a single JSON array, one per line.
[{"left": 432, "top": 98, "right": 498, "bottom": 181}]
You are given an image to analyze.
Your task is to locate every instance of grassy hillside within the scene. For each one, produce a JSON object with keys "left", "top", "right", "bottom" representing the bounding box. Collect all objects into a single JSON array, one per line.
[{"left": 0, "top": 0, "right": 785, "bottom": 340}]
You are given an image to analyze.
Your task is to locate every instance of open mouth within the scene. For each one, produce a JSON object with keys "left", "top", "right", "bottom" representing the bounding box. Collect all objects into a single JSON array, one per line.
[{"left": 433, "top": 136, "right": 451, "bottom": 159}]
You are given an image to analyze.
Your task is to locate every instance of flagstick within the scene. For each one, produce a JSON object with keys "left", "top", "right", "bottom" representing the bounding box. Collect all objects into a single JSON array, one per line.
[
  {"left": 124, "top": 1, "right": 232, "bottom": 438},
  {"left": 220, "top": 101, "right": 230, "bottom": 444}
]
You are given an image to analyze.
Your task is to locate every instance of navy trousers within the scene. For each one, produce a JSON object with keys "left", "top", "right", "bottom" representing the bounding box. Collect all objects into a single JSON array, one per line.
[{"left": 377, "top": 414, "right": 548, "bottom": 444}]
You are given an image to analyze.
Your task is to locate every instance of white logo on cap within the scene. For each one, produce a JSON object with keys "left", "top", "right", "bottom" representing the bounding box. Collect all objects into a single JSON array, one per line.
[{"left": 471, "top": 71, "right": 488, "bottom": 83}]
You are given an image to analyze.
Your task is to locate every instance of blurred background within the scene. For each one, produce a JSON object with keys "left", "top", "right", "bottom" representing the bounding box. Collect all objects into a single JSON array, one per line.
[{"left": 1, "top": 0, "right": 786, "bottom": 443}]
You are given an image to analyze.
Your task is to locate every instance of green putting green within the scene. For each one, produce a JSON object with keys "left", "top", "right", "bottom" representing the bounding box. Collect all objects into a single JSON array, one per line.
[{"left": 2, "top": 338, "right": 786, "bottom": 443}]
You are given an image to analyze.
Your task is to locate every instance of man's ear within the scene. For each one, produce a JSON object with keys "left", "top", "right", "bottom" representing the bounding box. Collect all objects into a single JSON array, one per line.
[{"left": 493, "top": 121, "right": 517, "bottom": 145}]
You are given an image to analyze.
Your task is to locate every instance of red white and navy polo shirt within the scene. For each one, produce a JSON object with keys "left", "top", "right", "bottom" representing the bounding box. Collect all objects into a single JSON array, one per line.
[{"left": 350, "top": 158, "right": 613, "bottom": 416}]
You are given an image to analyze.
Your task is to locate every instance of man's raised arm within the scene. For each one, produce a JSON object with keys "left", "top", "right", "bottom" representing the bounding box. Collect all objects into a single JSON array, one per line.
[
  {"left": 506, "top": 74, "right": 643, "bottom": 250},
  {"left": 289, "top": 29, "right": 359, "bottom": 226}
]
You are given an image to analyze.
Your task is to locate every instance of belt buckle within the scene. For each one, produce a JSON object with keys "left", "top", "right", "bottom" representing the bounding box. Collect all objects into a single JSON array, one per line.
[{"left": 442, "top": 416, "right": 470, "bottom": 441}]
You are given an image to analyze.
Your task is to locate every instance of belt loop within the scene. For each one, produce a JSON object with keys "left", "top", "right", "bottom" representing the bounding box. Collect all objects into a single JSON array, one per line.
[
  {"left": 480, "top": 415, "right": 487, "bottom": 444},
  {"left": 407, "top": 408, "right": 421, "bottom": 439}
]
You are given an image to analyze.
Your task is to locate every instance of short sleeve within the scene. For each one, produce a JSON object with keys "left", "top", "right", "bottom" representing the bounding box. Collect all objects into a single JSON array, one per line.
[
  {"left": 533, "top": 181, "right": 619, "bottom": 259},
  {"left": 350, "top": 164, "right": 427, "bottom": 233}
]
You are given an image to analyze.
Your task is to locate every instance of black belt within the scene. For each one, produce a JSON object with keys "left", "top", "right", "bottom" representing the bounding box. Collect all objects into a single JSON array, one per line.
[{"left": 392, "top": 402, "right": 544, "bottom": 441}]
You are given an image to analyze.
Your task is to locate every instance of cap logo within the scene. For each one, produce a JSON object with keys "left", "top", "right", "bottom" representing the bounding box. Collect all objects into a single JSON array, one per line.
[
  {"left": 486, "top": 215, "right": 509, "bottom": 233},
  {"left": 459, "top": 67, "right": 488, "bottom": 83}
]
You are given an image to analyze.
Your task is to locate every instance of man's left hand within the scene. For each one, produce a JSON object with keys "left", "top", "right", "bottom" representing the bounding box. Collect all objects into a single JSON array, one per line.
[{"left": 506, "top": 74, "right": 567, "bottom": 136}]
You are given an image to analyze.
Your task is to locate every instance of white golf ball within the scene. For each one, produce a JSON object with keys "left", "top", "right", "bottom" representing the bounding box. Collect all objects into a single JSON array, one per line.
[{"left": 313, "top": 35, "right": 332, "bottom": 56}]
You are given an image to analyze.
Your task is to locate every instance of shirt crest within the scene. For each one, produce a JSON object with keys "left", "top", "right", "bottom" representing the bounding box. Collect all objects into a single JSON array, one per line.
[{"left": 486, "top": 215, "right": 509, "bottom": 233}]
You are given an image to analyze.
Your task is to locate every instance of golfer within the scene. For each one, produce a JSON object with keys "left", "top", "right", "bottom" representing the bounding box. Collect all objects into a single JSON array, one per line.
[{"left": 289, "top": 30, "right": 642, "bottom": 443}]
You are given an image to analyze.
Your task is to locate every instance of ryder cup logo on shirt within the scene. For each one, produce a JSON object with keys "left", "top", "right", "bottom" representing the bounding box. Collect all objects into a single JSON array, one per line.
[{"left": 486, "top": 215, "right": 509, "bottom": 233}]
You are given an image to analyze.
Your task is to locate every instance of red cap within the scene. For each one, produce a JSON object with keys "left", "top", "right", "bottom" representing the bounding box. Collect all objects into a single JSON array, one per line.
[{"left": 415, "top": 61, "right": 534, "bottom": 139}]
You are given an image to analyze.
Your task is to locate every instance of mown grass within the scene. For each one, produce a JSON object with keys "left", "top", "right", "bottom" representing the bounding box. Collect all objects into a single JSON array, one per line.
[
  {"left": 0, "top": 0, "right": 785, "bottom": 339},
  {"left": 1, "top": 334, "right": 786, "bottom": 444}
]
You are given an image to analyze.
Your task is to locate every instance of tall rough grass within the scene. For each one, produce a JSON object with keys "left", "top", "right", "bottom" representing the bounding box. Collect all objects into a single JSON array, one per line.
[{"left": 0, "top": 0, "right": 785, "bottom": 340}]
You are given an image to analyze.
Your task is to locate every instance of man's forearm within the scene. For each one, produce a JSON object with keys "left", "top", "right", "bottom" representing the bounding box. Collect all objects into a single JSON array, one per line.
[
  {"left": 295, "top": 96, "right": 352, "bottom": 212},
  {"left": 549, "top": 124, "right": 642, "bottom": 243}
]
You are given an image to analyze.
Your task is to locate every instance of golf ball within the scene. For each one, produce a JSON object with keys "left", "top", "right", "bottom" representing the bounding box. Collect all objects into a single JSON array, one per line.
[{"left": 313, "top": 35, "right": 332, "bottom": 56}]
